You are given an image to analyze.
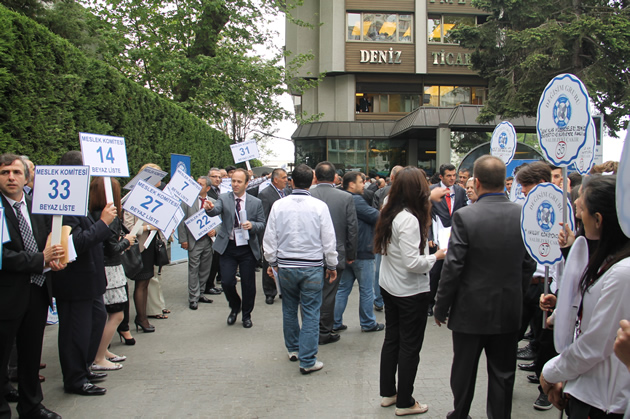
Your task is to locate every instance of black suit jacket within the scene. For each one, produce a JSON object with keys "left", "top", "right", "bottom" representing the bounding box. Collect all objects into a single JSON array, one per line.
[
  {"left": 0, "top": 194, "right": 53, "bottom": 320},
  {"left": 258, "top": 185, "right": 283, "bottom": 219},
  {"left": 434, "top": 195, "right": 536, "bottom": 334},
  {"left": 208, "top": 187, "right": 220, "bottom": 201},
  {"left": 52, "top": 214, "right": 112, "bottom": 301}
]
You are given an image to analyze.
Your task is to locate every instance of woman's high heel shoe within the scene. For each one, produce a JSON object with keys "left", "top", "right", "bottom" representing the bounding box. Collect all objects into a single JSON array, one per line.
[
  {"left": 118, "top": 331, "right": 136, "bottom": 346},
  {"left": 134, "top": 319, "right": 155, "bottom": 333}
]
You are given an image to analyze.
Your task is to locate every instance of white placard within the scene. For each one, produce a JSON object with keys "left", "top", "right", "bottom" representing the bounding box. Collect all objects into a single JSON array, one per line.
[
  {"left": 520, "top": 183, "right": 575, "bottom": 265},
  {"left": 509, "top": 180, "right": 526, "bottom": 205},
  {"left": 617, "top": 129, "right": 630, "bottom": 238},
  {"left": 124, "top": 166, "right": 167, "bottom": 190},
  {"left": 536, "top": 74, "right": 591, "bottom": 166},
  {"left": 220, "top": 178, "right": 233, "bottom": 194},
  {"left": 184, "top": 209, "right": 222, "bottom": 241},
  {"left": 79, "top": 132, "right": 130, "bottom": 177},
  {"left": 490, "top": 121, "right": 517, "bottom": 165},
  {"left": 122, "top": 180, "right": 181, "bottom": 232},
  {"left": 32, "top": 166, "right": 90, "bottom": 216},
  {"left": 230, "top": 140, "right": 260, "bottom": 164},
  {"left": 572, "top": 117, "right": 596, "bottom": 175},
  {"left": 165, "top": 168, "right": 202, "bottom": 207},
  {"left": 164, "top": 207, "right": 185, "bottom": 238}
]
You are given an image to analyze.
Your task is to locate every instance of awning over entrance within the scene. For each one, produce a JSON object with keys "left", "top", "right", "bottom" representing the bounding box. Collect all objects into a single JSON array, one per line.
[{"left": 291, "top": 105, "right": 538, "bottom": 140}]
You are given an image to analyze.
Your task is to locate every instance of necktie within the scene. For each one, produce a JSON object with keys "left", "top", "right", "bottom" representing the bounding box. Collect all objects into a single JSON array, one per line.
[
  {"left": 200, "top": 197, "right": 206, "bottom": 207},
  {"left": 446, "top": 193, "right": 452, "bottom": 215},
  {"left": 13, "top": 202, "right": 46, "bottom": 286},
  {"left": 234, "top": 198, "right": 241, "bottom": 228},
  {"left": 278, "top": 189, "right": 285, "bottom": 198}
]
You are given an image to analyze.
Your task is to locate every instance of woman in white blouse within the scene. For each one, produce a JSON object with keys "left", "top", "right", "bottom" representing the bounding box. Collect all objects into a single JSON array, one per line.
[
  {"left": 541, "top": 175, "right": 630, "bottom": 418},
  {"left": 374, "top": 167, "right": 446, "bottom": 416}
]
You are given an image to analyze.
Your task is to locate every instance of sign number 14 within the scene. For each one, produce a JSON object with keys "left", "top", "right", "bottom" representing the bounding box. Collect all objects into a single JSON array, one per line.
[{"left": 96, "top": 146, "right": 115, "bottom": 164}]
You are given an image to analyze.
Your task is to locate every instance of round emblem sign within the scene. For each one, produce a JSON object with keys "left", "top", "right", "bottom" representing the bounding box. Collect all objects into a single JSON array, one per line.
[
  {"left": 490, "top": 121, "right": 517, "bottom": 165},
  {"left": 520, "top": 183, "right": 574, "bottom": 265},
  {"left": 537, "top": 73, "right": 591, "bottom": 167}
]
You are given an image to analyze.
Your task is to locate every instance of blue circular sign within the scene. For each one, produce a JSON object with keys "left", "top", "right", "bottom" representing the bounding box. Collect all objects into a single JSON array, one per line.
[
  {"left": 553, "top": 95, "right": 572, "bottom": 129},
  {"left": 537, "top": 201, "right": 555, "bottom": 232}
]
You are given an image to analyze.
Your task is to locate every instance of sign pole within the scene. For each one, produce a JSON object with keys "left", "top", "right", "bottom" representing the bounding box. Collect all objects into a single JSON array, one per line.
[
  {"left": 543, "top": 265, "right": 550, "bottom": 329},
  {"left": 245, "top": 160, "right": 252, "bottom": 171},
  {"left": 51, "top": 215, "right": 63, "bottom": 246},
  {"left": 104, "top": 176, "right": 114, "bottom": 204},
  {"left": 562, "top": 167, "right": 568, "bottom": 226}
]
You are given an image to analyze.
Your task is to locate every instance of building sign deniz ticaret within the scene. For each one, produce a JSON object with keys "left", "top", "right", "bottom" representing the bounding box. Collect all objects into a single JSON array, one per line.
[
  {"left": 431, "top": 50, "right": 471, "bottom": 67},
  {"left": 360, "top": 48, "right": 402, "bottom": 64}
]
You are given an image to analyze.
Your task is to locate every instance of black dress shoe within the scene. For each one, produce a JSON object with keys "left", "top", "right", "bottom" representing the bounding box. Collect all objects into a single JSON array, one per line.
[
  {"left": 87, "top": 371, "right": 107, "bottom": 381},
  {"left": 518, "top": 361, "right": 537, "bottom": 372},
  {"left": 65, "top": 382, "right": 106, "bottom": 396},
  {"left": 189, "top": 301, "right": 198, "bottom": 310},
  {"left": 242, "top": 318, "right": 253, "bottom": 328},
  {"left": 227, "top": 311, "right": 238, "bottom": 325},
  {"left": 265, "top": 296, "right": 274, "bottom": 305},
  {"left": 517, "top": 344, "right": 536, "bottom": 360},
  {"left": 427, "top": 307, "right": 434, "bottom": 317},
  {"left": 4, "top": 388, "right": 18, "bottom": 403},
  {"left": 198, "top": 296, "right": 213, "bottom": 303},
  {"left": 205, "top": 287, "right": 222, "bottom": 295},
  {"left": 21, "top": 406, "right": 61, "bottom": 419},
  {"left": 527, "top": 374, "right": 540, "bottom": 384},
  {"left": 319, "top": 333, "right": 341, "bottom": 345}
]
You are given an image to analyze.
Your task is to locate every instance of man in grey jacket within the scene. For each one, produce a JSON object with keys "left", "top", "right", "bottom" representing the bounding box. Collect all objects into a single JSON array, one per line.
[{"left": 310, "top": 162, "right": 358, "bottom": 345}]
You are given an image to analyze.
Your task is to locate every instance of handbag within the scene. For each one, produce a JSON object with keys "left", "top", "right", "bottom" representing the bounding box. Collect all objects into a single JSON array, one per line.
[
  {"left": 121, "top": 243, "right": 143, "bottom": 278},
  {"left": 154, "top": 235, "right": 170, "bottom": 267}
]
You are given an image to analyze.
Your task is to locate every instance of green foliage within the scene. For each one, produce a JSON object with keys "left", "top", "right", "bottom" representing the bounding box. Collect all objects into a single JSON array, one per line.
[
  {"left": 0, "top": 6, "right": 232, "bottom": 179},
  {"left": 453, "top": 0, "right": 630, "bottom": 136}
]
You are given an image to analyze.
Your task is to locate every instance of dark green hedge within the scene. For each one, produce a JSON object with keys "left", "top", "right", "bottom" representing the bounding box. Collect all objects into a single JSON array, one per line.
[{"left": 0, "top": 6, "right": 232, "bottom": 179}]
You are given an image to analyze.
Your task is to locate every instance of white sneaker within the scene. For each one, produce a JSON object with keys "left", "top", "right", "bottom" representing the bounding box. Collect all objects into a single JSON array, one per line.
[
  {"left": 300, "top": 361, "right": 324, "bottom": 375},
  {"left": 288, "top": 352, "right": 298, "bottom": 362},
  {"left": 381, "top": 395, "right": 397, "bottom": 407}
]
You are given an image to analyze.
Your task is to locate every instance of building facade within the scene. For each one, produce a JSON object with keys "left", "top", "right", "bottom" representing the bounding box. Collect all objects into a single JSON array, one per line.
[{"left": 286, "top": 0, "right": 537, "bottom": 176}]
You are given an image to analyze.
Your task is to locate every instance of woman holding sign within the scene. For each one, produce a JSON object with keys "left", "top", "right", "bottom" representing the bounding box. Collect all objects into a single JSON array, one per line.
[
  {"left": 89, "top": 178, "right": 135, "bottom": 370},
  {"left": 540, "top": 176, "right": 630, "bottom": 417},
  {"left": 123, "top": 163, "right": 167, "bottom": 333}
]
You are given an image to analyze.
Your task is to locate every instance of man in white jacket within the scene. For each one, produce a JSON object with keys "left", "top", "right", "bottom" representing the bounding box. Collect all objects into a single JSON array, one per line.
[{"left": 263, "top": 164, "right": 338, "bottom": 375}]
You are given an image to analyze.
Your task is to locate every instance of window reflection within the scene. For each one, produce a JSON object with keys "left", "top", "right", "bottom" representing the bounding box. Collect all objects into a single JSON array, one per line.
[
  {"left": 347, "top": 13, "right": 413, "bottom": 43},
  {"left": 295, "top": 139, "right": 326, "bottom": 168},
  {"left": 428, "top": 14, "right": 476, "bottom": 44}
]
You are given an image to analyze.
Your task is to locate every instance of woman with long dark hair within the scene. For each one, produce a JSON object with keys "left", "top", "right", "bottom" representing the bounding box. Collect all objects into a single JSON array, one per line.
[
  {"left": 541, "top": 175, "right": 630, "bottom": 418},
  {"left": 374, "top": 166, "right": 445, "bottom": 416},
  {"left": 89, "top": 177, "right": 135, "bottom": 370}
]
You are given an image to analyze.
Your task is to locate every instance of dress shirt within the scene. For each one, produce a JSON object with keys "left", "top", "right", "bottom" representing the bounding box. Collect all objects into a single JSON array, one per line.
[
  {"left": 229, "top": 192, "right": 247, "bottom": 240},
  {"left": 440, "top": 181, "right": 455, "bottom": 209},
  {"left": 379, "top": 209, "right": 437, "bottom": 297},
  {"left": 3, "top": 193, "right": 33, "bottom": 231},
  {"left": 263, "top": 189, "right": 338, "bottom": 270},
  {"left": 542, "top": 257, "right": 630, "bottom": 414}
]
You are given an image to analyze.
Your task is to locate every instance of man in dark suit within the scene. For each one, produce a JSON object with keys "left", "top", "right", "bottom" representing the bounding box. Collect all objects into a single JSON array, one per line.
[
  {"left": 52, "top": 151, "right": 117, "bottom": 397},
  {"left": 0, "top": 154, "right": 65, "bottom": 419},
  {"left": 203, "top": 168, "right": 223, "bottom": 296},
  {"left": 258, "top": 168, "right": 289, "bottom": 305},
  {"left": 178, "top": 176, "right": 216, "bottom": 310},
  {"left": 204, "top": 168, "right": 265, "bottom": 328},
  {"left": 434, "top": 155, "right": 536, "bottom": 419},
  {"left": 428, "top": 163, "right": 467, "bottom": 315},
  {"left": 310, "top": 162, "right": 358, "bottom": 345}
]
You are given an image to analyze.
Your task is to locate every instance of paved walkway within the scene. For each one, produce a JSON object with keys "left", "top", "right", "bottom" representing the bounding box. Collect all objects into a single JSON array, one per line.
[{"left": 16, "top": 262, "right": 556, "bottom": 418}]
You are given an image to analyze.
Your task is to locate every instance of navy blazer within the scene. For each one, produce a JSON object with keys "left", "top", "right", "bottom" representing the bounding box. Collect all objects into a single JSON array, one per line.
[
  {"left": 52, "top": 214, "right": 112, "bottom": 301},
  {"left": 0, "top": 194, "right": 53, "bottom": 319},
  {"left": 205, "top": 192, "right": 265, "bottom": 260}
]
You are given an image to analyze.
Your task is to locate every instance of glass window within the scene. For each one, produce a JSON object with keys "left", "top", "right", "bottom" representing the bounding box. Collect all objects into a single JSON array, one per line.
[
  {"left": 347, "top": 13, "right": 361, "bottom": 41},
  {"left": 295, "top": 139, "right": 326, "bottom": 168},
  {"left": 328, "top": 139, "right": 368, "bottom": 173},
  {"left": 369, "top": 139, "right": 408, "bottom": 177},
  {"left": 428, "top": 15, "right": 476, "bottom": 44},
  {"left": 347, "top": 13, "right": 413, "bottom": 43},
  {"left": 440, "top": 86, "right": 471, "bottom": 107}
]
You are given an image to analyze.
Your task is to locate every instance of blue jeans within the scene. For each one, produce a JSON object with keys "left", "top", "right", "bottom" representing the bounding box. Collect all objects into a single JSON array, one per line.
[
  {"left": 374, "top": 253, "right": 384, "bottom": 308},
  {"left": 334, "top": 259, "right": 377, "bottom": 330},
  {"left": 278, "top": 267, "right": 323, "bottom": 369}
]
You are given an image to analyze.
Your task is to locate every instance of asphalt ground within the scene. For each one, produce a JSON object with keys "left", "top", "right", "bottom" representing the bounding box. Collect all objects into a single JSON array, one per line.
[{"left": 13, "top": 261, "right": 557, "bottom": 418}]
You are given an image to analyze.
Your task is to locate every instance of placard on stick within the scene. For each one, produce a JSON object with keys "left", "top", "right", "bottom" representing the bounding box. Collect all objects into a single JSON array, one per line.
[
  {"left": 124, "top": 166, "right": 167, "bottom": 191},
  {"left": 184, "top": 209, "right": 222, "bottom": 241},
  {"left": 490, "top": 121, "right": 517, "bottom": 165},
  {"left": 230, "top": 140, "right": 259, "bottom": 166},
  {"left": 122, "top": 180, "right": 181, "bottom": 233},
  {"left": 165, "top": 168, "right": 202, "bottom": 207}
]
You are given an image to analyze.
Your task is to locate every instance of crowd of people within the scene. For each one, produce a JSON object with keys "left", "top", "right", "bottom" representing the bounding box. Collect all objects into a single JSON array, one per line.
[{"left": 1, "top": 150, "right": 629, "bottom": 419}]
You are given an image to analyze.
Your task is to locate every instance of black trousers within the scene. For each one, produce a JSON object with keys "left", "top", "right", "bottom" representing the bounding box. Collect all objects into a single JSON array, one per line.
[
  {"left": 56, "top": 296, "right": 107, "bottom": 390},
  {"left": 319, "top": 268, "right": 342, "bottom": 337},
  {"left": 0, "top": 284, "right": 48, "bottom": 418},
  {"left": 204, "top": 250, "right": 221, "bottom": 291},
  {"left": 261, "top": 258, "right": 277, "bottom": 298},
  {"left": 448, "top": 331, "right": 518, "bottom": 419},
  {"left": 379, "top": 289, "right": 429, "bottom": 409},
  {"left": 219, "top": 241, "right": 257, "bottom": 320}
]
